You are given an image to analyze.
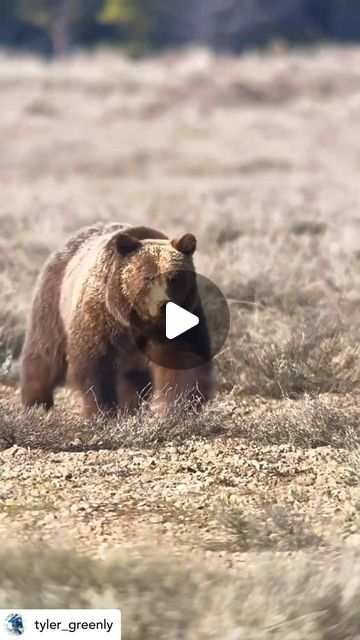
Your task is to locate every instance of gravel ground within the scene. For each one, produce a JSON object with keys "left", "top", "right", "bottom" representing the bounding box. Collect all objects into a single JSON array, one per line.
[{"left": 1, "top": 384, "right": 359, "bottom": 564}]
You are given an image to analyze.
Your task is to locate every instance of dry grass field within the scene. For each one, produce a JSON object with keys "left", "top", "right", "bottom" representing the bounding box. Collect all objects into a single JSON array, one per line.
[{"left": 0, "top": 45, "right": 360, "bottom": 638}]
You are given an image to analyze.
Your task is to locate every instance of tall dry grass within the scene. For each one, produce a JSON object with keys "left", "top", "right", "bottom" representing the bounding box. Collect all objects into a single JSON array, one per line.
[{"left": 1, "top": 544, "right": 360, "bottom": 640}]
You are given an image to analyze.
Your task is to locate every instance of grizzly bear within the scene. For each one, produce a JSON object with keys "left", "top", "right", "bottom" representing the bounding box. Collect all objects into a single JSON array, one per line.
[{"left": 21, "top": 223, "right": 213, "bottom": 417}]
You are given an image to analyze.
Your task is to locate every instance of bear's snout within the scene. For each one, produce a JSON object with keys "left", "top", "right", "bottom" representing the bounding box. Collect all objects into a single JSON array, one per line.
[{"left": 146, "top": 278, "right": 169, "bottom": 318}]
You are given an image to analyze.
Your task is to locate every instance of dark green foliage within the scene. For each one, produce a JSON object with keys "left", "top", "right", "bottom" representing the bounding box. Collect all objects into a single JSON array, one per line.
[{"left": 3, "top": 0, "right": 360, "bottom": 55}]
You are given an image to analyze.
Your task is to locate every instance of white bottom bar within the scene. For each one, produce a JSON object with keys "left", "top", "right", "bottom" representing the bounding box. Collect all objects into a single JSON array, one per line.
[{"left": 1, "top": 610, "right": 121, "bottom": 639}]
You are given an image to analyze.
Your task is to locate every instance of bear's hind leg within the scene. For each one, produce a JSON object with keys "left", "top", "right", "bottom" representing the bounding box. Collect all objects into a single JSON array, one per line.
[
  {"left": 21, "top": 351, "right": 67, "bottom": 410},
  {"left": 116, "top": 368, "right": 151, "bottom": 412},
  {"left": 21, "top": 260, "right": 68, "bottom": 410}
]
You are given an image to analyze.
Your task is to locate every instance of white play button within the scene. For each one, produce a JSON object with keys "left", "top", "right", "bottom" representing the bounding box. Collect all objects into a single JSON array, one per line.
[{"left": 165, "top": 302, "right": 199, "bottom": 339}]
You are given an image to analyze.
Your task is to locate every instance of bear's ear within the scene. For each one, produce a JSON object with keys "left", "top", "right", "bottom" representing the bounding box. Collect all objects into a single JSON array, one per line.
[
  {"left": 171, "top": 233, "right": 197, "bottom": 256},
  {"left": 113, "top": 232, "right": 141, "bottom": 256}
]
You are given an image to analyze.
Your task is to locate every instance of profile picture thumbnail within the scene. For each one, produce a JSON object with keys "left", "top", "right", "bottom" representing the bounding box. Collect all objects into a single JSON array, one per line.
[{"left": 4, "top": 613, "right": 24, "bottom": 636}]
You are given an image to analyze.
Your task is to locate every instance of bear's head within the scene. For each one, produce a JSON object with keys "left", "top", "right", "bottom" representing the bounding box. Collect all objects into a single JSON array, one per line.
[{"left": 105, "top": 229, "right": 198, "bottom": 328}]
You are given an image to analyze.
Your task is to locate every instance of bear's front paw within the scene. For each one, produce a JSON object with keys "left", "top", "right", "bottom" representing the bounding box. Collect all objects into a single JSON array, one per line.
[{"left": 149, "top": 398, "right": 172, "bottom": 417}]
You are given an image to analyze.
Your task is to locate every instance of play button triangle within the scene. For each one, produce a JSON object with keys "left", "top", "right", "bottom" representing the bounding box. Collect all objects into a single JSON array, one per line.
[{"left": 165, "top": 302, "right": 199, "bottom": 340}]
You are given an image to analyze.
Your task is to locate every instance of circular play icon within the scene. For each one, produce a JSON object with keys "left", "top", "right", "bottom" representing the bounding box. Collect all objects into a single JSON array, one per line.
[{"left": 129, "top": 271, "right": 230, "bottom": 370}]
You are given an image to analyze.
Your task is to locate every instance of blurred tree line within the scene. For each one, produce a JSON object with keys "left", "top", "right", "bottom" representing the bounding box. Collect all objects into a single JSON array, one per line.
[{"left": 1, "top": 0, "right": 360, "bottom": 56}]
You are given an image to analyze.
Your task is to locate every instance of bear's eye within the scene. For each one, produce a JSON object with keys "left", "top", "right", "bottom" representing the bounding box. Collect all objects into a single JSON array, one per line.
[{"left": 144, "top": 274, "right": 156, "bottom": 286}]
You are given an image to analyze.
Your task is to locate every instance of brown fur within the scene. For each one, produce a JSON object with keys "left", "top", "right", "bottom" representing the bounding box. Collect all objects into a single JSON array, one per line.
[{"left": 21, "top": 223, "right": 213, "bottom": 417}]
